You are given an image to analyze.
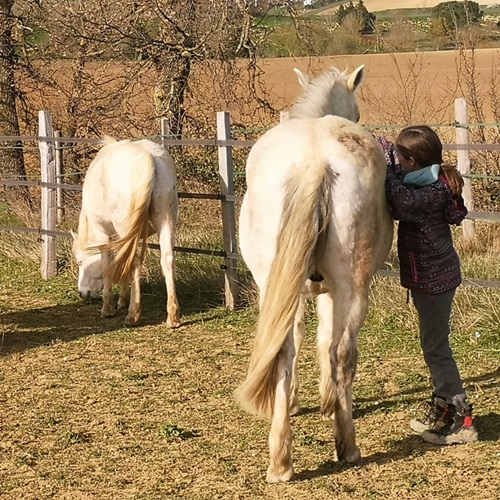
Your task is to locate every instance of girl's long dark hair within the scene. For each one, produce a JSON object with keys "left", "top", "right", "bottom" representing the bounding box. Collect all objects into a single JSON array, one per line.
[{"left": 396, "top": 125, "right": 464, "bottom": 196}]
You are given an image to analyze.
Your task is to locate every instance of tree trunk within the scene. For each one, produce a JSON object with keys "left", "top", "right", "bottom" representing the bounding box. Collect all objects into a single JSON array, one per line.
[
  {"left": 0, "top": 0, "right": 29, "bottom": 206},
  {"left": 154, "top": 54, "right": 191, "bottom": 139}
]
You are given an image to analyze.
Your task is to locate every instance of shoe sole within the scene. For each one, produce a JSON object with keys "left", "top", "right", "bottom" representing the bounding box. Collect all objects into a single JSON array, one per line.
[
  {"left": 410, "top": 419, "right": 430, "bottom": 433},
  {"left": 421, "top": 427, "right": 479, "bottom": 445}
]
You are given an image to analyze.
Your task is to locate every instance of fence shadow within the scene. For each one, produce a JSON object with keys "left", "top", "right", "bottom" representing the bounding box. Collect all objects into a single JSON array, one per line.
[
  {"left": 0, "top": 300, "right": 126, "bottom": 357},
  {"left": 0, "top": 268, "right": 236, "bottom": 357}
]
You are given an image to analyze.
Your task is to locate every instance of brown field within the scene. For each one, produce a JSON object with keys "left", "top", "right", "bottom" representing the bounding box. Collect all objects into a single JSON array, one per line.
[
  {"left": 320, "top": 0, "right": 446, "bottom": 14},
  {"left": 253, "top": 48, "right": 500, "bottom": 133}
]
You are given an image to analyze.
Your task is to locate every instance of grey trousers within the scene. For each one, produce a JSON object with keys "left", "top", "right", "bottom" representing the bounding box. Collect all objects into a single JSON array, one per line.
[{"left": 411, "top": 289, "right": 465, "bottom": 403}]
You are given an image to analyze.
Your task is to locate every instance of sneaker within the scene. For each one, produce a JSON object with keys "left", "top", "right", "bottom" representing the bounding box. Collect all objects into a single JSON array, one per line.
[
  {"left": 421, "top": 395, "right": 478, "bottom": 445},
  {"left": 410, "top": 395, "right": 449, "bottom": 434}
]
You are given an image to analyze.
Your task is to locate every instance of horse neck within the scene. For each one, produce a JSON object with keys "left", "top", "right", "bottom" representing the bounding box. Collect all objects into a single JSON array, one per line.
[
  {"left": 289, "top": 90, "right": 333, "bottom": 119},
  {"left": 289, "top": 76, "right": 352, "bottom": 120}
]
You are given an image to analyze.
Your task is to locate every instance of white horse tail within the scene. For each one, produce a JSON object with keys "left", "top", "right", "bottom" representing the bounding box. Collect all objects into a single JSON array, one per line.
[
  {"left": 236, "top": 158, "right": 333, "bottom": 419},
  {"left": 97, "top": 155, "right": 155, "bottom": 286},
  {"left": 73, "top": 209, "right": 90, "bottom": 254}
]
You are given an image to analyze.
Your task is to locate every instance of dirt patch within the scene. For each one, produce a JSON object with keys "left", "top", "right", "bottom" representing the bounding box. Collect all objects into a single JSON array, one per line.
[{"left": 1, "top": 257, "right": 499, "bottom": 499}]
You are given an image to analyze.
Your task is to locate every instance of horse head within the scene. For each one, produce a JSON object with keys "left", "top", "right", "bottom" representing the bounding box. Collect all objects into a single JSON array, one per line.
[
  {"left": 289, "top": 65, "right": 364, "bottom": 122},
  {"left": 71, "top": 230, "right": 103, "bottom": 300}
]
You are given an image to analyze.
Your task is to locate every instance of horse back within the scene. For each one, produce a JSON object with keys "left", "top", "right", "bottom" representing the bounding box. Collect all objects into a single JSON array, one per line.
[{"left": 241, "top": 115, "right": 392, "bottom": 287}]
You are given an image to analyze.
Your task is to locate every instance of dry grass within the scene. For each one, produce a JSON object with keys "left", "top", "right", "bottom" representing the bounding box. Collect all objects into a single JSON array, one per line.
[{"left": 1, "top": 227, "right": 499, "bottom": 499}]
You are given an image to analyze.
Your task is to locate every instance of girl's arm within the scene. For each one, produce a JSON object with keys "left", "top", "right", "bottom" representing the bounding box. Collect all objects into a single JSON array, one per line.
[{"left": 385, "top": 171, "right": 449, "bottom": 222}]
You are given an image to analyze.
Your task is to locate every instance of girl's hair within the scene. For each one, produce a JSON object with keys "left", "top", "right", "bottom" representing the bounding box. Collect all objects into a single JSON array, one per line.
[{"left": 396, "top": 125, "right": 464, "bottom": 196}]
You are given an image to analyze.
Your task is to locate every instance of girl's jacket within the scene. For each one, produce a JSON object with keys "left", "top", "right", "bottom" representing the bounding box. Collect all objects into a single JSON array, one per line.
[{"left": 385, "top": 163, "right": 468, "bottom": 295}]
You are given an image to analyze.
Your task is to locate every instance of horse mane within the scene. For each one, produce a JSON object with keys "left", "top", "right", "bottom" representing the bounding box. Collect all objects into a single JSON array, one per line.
[{"left": 289, "top": 67, "right": 350, "bottom": 119}]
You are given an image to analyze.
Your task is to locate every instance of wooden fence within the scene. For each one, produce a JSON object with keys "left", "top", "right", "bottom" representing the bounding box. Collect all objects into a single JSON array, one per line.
[{"left": 1, "top": 101, "right": 500, "bottom": 308}]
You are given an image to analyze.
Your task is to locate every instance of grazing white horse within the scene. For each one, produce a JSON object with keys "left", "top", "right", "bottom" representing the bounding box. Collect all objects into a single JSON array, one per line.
[
  {"left": 72, "top": 137, "right": 181, "bottom": 328},
  {"left": 235, "top": 66, "right": 393, "bottom": 482}
]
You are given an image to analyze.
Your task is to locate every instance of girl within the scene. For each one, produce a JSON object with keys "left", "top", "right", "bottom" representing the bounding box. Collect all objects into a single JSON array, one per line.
[{"left": 384, "top": 125, "right": 478, "bottom": 445}]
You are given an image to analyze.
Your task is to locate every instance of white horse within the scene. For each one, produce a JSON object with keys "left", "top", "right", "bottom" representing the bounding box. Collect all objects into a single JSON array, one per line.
[
  {"left": 72, "top": 137, "right": 181, "bottom": 328},
  {"left": 235, "top": 66, "right": 393, "bottom": 482}
]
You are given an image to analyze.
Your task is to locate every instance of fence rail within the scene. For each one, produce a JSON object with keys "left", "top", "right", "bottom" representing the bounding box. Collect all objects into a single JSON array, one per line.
[{"left": 1, "top": 103, "right": 500, "bottom": 304}]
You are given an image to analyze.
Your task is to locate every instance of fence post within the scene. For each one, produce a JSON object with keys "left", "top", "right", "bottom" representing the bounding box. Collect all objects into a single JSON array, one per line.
[
  {"left": 217, "top": 111, "right": 238, "bottom": 310},
  {"left": 39, "top": 110, "right": 57, "bottom": 279},
  {"left": 160, "top": 117, "right": 170, "bottom": 151},
  {"left": 455, "top": 98, "right": 475, "bottom": 241},
  {"left": 54, "top": 130, "right": 64, "bottom": 223}
]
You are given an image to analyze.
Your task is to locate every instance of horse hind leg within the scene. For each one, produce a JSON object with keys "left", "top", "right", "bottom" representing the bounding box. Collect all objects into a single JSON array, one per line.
[
  {"left": 331, "top": 287, "right": 369, "bottom": 464},
  {"left": 289, "top": 295, "right": 306, "bottom": 416},
  {"left": 117, "top": 285, "right": 130, "bottom": 310},
  {"left": 267, "top": 333, "right": 295, "bottom": 483},
  {"left": 158, "top": 223, "right": 181, "bottom": 328},
  {"left": 124, "top": 254, "right": 141, "bottom": 326},
  {"left": 316, "top": 292, "right": 336, "bottom": 419}
]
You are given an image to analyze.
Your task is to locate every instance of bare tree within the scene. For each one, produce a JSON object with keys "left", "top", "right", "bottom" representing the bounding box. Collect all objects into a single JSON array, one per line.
[
  {"left": 0, "top": 0, "right": 28, "bottom": 204},
  {"left": 11, "top": 0, "right": 292, "bottom": 140}
]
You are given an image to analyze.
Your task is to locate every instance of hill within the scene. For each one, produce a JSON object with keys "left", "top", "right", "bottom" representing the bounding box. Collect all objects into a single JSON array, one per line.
[{"left": 318, "top": 0, "right": 460, "bottom": 15}]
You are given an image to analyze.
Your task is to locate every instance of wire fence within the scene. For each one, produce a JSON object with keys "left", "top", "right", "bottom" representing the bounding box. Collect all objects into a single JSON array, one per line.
[{"left": 1, "top": 106, "right": 500, "bottom": 298}]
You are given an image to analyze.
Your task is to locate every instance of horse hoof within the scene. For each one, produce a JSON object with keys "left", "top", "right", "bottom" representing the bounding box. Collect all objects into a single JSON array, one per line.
[
  {"left": 100, "top": 307, "right": 116, "bottom": 318},
  {"left": 266, "top": 464, "right": 294, "bottom": 483},
  {"left": 124, "top": 315, "right": 140, "bottom": 326},
  {"left": 166, "top": 317, "right": 181, "bottom": 328},
  {"left": 344, "top": 446, "right": 361, "bottom": 463},
  {"left": 289, "top": 403, "right": 301, "bottom": 417}
]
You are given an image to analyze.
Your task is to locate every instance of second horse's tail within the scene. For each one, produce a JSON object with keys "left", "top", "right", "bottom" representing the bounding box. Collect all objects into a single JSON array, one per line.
[
  {"left": 235, "top": 159, "right": 333, "bottom": 419},
  {"left": 95, "top": 151, "right": 155, "bottom": 286}
]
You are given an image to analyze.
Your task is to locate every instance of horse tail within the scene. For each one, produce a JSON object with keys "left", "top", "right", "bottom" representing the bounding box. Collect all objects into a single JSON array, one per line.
[
  {"left": 73, "top": 209, "right": 89, "bottom": 254},
  {"left": 235, "top": 159, "right": 333, "bottom": 419},
  {"left": 96, "top": 152, "right": 155, "bottom": 286}
]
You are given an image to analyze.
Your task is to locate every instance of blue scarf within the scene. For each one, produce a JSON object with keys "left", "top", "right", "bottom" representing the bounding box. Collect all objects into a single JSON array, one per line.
[{"left": 403, "top": 164, "right": 440, "bottom": 187}]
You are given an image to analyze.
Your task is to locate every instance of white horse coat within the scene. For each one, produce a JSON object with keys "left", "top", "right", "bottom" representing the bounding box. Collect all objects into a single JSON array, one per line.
[
  {"left": 73, "top": 137, "right": 181, "bottom": 328},
  {"left": 236, "top": 67, "right": 393, "bottom": 482}
]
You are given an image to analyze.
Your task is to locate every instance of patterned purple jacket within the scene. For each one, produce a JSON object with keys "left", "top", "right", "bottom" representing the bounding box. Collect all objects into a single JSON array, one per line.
[{"left": 375, "top": 136, "right": 468, "bottom": 295}]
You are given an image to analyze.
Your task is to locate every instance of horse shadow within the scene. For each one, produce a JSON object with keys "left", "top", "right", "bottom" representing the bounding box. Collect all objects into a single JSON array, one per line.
[
  {"left": 291, "top": 370, "right": 500, "bottom": 482},
  {"left": 0, "top": 271, "right": 235, "bottom": 357},
  {"left": 292, "top": 411, "right": 500, "bottom": 482},
  {"left": 351, "top": 370, "right": 500, "bottom": 418},
  {"left": 0, "top": 299, "right": 126, "bottom": 357}
]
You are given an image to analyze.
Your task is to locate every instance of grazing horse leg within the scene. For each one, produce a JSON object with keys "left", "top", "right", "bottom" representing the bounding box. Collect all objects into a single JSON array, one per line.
[
  {"left": 117, "top": 285, "right": 130, "bottom": 310},
  {"left": 100, "top": 250, "right": 116, "bottom": 318},
  {"left": 331, "top": 284, "right": 368, "bottom": 463},
  {"left": 289, "top": 296, "right": 306, "bottom": 416},
  {"left": 158, "top": 224, "right": 181, "bottom": 328},
  {"left": 317, "top": 292, "right": 336, "bottom": 419},
  {"left": 124, "top": 254, "right": 142, "bottom": 326},
  {"left": 267, "top": 333, "right": 295, "bottom": 483}
]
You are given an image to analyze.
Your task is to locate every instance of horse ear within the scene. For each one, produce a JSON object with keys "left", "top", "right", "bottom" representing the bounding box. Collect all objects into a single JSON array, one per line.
[
  {"left": 347, "top": 65, "right": 365, "bottom": 92},
  {"left": 293, "top": 68, "right": 309, "bottom": 88}
]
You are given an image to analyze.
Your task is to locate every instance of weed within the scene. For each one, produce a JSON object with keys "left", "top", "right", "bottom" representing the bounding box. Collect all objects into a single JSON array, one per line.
[
  {"left": 159, "top": 423, "right": 200, "bottom": 441},
  {"left": 61, "top": 429, "right": 91, "bottom": 446}
]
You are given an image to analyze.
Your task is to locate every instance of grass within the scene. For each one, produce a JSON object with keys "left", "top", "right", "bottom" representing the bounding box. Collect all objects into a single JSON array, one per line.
[{"left": 1, "top": 225, "right": 500, "bottom": 499}]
